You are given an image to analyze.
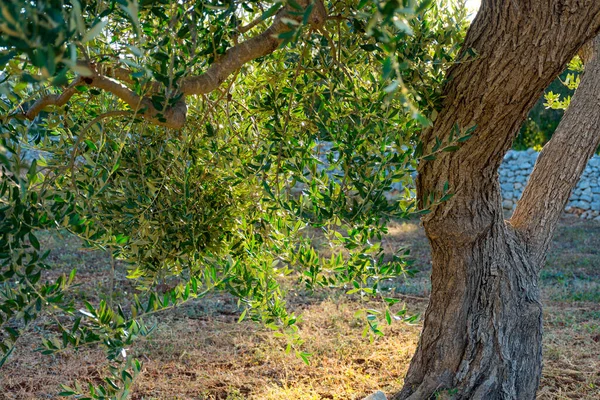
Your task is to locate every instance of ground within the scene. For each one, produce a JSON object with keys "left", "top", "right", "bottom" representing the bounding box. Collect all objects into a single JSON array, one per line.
[{"left": 1, "top": 216, "right": 599, "bottom": 400}]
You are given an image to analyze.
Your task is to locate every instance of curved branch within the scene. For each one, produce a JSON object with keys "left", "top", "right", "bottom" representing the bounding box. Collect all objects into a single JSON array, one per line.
[
  {"left": 12, "top": 0, "right": 327, "bottom": 130},
  {"left": 179, "top": 0, "right": 327, "bottom": 96},
  {"left": 15, "top": 73, "right": 187, "bottom": 129},
  {"left": 85, "top": 75, "right": 187, "bottom": 129},
  {"left": 511, "top": 36, "right": 600, "bottom": 265},
  {"left": 101, "top": 65, "right": 162, "bottom": 93},
  {"left": 22, "top": 77, "right": 84, "bottom": 120}
]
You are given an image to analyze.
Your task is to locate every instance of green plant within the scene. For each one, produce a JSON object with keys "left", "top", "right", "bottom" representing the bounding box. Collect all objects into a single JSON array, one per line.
[{"left": 0, "top": 0, "right": 470, "bottom": 396}]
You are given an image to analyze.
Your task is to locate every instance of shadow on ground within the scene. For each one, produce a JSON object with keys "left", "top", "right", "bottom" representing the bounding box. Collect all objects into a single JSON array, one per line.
[{"left": 1, "top": 217, "right": 599, "bottom": 399}]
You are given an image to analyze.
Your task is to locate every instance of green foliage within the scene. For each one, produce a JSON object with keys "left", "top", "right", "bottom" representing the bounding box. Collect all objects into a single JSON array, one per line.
[
  {"left": 544, "top": 57, "right": 584, "bottom": 111},
  {"left": 58, "top": 357, "right": 142, "bottom": 399},
  {"left": 0, "top": 0, "right": 470, "bottom": 396},
  {"left": 514, "top": 56, "right": 582, "bottom": 151}
]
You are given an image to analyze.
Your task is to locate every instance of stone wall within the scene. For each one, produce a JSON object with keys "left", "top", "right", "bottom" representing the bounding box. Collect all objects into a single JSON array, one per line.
[
  {"left": 500, "top": 149, "right": 600, "bottom": 220},
  {"left": 313, "top": 144, "right": 600, "bottom": 220}
]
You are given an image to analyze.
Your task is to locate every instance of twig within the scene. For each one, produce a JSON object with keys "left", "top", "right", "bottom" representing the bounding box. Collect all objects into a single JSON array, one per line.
[
  {"left": 238, "top": 13, "right": 270, "bottom": 34},
  {"left": 19, "top": 77, "right": 84, "bottom": 120}
]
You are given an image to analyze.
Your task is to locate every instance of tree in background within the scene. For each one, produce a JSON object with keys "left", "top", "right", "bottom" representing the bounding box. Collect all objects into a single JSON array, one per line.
[
  {"left": 1, "top": 0, "right": 600, "bottom": 399},
  {"left": 515, "top": 58, "right": 581, "bottom": 151}
]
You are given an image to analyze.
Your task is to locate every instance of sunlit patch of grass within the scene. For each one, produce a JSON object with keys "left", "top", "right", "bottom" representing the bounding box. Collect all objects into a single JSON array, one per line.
[
  {"left": 386, "top": 222, "right": 419, "bottom": 236},
  {"left": 122, "top": 299, "right": 421, "bottom": 400}
]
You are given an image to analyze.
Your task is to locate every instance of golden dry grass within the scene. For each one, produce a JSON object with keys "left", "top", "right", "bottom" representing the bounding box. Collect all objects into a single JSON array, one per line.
[{"left": 1, "top": 217, "right": 599, "bottom": 399}]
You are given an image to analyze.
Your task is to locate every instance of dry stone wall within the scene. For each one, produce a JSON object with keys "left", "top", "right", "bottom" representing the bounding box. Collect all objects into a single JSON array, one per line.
[
  {"left": 500, "top": 149, "right": 600, "bottom": 220},
  {"left": 314, "top": 145, "right": 600, "bottom": 220}
]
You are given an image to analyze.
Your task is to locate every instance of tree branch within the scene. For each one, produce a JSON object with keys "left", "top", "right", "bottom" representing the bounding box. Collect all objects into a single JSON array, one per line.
[
  {"left": 17, "top": 72, "right": 187, "bottom": 129},
  {"left": 85, "top": 74, "right": 187, "bottom": 129},
  {"left": 22, "top": 77, "right": 84, "bottom": 120},
  {"left": 179, "top": 0, "right": 327, "bottom": 96},
  {"left": 510, "top": 36, "right": 600, "bottom": 265},
  {"left": 13, "top": 0, "right": 327, "bottom": 130},
  {"left": 238, "top": 14, "right": 268, "bottom": 34},
  {"left": 101, "top": 65, "right": 162, "bottom": 93}
]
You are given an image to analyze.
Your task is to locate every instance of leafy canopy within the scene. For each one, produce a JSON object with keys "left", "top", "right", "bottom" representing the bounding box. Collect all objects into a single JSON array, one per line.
[{"left": 0, "top": 0, "right": 469, "bottom": 397}]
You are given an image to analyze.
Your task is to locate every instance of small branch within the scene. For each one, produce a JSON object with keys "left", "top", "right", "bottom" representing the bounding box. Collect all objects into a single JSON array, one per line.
[
  {"left": 85, "top": 74, "right": 187, "bottom": 129},
  {"left": 80, "top": 110, "right": 133, "bottom": 136},
  {"left": 22, "top": 77, "right": 83, "bottom": 120},
  {"left": 103, "top": 66, "right": 137, "bottom": 86},
  {"left": 238, "top": 14, "right": 268, "bottom": 34},
  {"left": 82, "top": 62, "right": 162, "bottom": 93},
  {"left": 16, "top": 74, "right": 187, "bottom": 129},
  {"left": 68, "top": 110, "right": 133, "bottom": 190}
]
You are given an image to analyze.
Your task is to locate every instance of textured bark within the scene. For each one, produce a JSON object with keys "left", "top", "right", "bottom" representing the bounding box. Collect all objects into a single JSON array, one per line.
[{"left": 394, "top": 1, "right": 600, "bottom": 399}]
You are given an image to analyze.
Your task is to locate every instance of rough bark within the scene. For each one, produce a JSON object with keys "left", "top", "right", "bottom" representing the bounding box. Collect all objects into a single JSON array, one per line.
[{"left": 394, "top": 1, "right": 600, "bottom": 399}]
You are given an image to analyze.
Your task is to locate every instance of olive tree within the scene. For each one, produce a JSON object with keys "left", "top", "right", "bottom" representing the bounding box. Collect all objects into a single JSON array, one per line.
[
  {"left": 395, "top": 3, "right": 600, "bottom": 398},
  {"left": 1, "top": 1, "right": 468, "bottom": 396},
  {"left": 1, "top": 0, "right": 600, "bottom": 399}
]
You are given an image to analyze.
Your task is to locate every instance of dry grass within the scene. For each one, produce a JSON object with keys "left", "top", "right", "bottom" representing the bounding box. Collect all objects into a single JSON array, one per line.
[{"left": 1, "top": 217, "right": 599, "bottom": 399}]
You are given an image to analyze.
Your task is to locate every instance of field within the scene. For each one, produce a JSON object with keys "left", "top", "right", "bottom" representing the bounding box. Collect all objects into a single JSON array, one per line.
[{"left": 1, "top": 216, "right": 599, "bottom": 400}]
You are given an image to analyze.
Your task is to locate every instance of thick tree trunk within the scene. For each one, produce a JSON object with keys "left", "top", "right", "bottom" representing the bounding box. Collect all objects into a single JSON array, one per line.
[{"left": 393, "top": 2, "right": 600, "bottom": 399}]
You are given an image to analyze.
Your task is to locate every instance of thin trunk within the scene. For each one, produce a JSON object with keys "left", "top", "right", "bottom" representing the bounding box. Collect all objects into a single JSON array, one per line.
[{"left": 393, "top": 1, "right": 600, "bottom": 399}]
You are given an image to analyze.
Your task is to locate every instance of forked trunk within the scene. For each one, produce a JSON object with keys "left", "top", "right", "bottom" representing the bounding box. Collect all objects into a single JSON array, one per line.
[
  {"left": 393, "top": 1, "right": 600, "bottom": 399},
  {"left": 395, "top": 195, "right": 543, "bottom": 399}
]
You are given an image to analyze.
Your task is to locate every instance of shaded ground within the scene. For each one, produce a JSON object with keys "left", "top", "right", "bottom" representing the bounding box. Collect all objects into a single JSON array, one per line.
[{"left": 1, "top": 216, "right": 599, "bottom": 399}]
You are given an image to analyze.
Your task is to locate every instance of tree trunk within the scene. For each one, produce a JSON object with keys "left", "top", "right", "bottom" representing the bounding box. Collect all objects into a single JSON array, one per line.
[{"left": 393, "top": 2, "right": 600, "bottom": 399}]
